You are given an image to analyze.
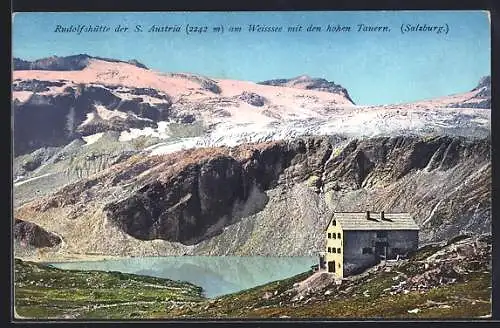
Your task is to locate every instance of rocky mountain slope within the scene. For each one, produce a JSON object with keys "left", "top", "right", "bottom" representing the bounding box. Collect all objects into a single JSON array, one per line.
[
  {"left": 14, "top": 135, "right": 490, "bottom": 258},
  {"left": 12, "top": 55, "right": 491, "bottom": 259}
]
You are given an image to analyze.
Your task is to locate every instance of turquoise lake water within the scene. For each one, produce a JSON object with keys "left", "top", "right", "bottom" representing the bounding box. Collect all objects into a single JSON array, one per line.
[{"left": 49, "top": 256, "right": 317, "bottom": 298}]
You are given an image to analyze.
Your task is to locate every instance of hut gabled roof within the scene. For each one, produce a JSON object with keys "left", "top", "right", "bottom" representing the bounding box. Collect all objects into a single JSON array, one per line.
[{"left": 325, "top": 212, "right": 419, "bottom": 231}]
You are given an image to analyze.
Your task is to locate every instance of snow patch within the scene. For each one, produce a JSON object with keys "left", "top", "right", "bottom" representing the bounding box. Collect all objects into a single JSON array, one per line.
[
  {"left": 14, "top": 173, "right": 55, "bottom": 187},
  {"left": 422, "top": 200, "right": 444, "bottom": 226},
  {"left": 12, "top": 91, "right": 33, "bottom": 103},
  {"left": 83, "top": 132, "right": 104, "bottom": 145},
  {"left": 118, "top": 121, "right": 170, "bottom": 141},
  {"left": 112, "top": 90, "right": 167, "bottom": 105},
  {"left": 81, "top": 112, "right": 95, "bottom": 126},
  {"left": 149, "top": 137, "right": 202, "bottom": 155},
  {"left": 95, "top": 105, "right": 128, "bottom": 120}
]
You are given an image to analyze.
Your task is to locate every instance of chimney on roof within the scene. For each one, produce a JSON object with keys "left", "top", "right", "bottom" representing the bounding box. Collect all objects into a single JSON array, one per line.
[
  {"left": 366, "top": 210, "right": 370, "bottom": 220},
  {"left": 381, "top": 211, "right": 385, "bottom": 220}
]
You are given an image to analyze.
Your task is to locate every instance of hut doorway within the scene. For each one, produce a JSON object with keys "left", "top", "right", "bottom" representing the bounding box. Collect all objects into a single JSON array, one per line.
[
  {"left": 375, "top": 241, "right": 388, "bottom": 259},
  {"left": 328, "top": 261, "right": 336, "bottom": 273}
]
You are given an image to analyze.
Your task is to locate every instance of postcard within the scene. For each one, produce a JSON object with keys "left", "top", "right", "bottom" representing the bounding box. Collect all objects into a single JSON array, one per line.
[{"left": 11, "top": 10, "right": 491, "bottom": 320}]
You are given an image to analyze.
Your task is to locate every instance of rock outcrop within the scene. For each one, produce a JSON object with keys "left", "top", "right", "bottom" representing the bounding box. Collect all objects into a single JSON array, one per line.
[
  {"left": 259, "top": 75, "right": 355, "bottom": 104},
  {"left": 168, "top": 73, "right": 222, "bottom": 94},
  {"left": 12, "top": 79, "right": 66, "bottom": 92},
  {"left": 445, "top": 75, "right": 491, "bottom": 109},
  {"left": 388, "top": 234, "right": 492, "bottom": 295},
  {"left": 237, "top": 92, "right": 267, "bottom": 106},
  {"left": 472, "top": 76, "right": 491, "bottom": 95},
  {"left": 14, "top": 219, "right": 62, "bottom": 248}
]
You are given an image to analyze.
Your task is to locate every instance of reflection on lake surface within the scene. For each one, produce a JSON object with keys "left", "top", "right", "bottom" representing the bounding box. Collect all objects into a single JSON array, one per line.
[{"left": 49, "top": 256, "right": 317, "bottom": 298}]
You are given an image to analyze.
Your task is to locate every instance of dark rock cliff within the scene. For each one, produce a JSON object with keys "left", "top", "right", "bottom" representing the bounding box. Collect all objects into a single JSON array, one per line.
[
  {"left": 100, "top": 135, "right": 489, "bottom": 249},
  {"left": 103, "top": 138, "right": 333, "bottom": 244},
  {"left": 323, "top": 136, "right": 489, "bottom": 190},
  {"left": 13, "top": 83, "right": 171, "bottom": 156}
]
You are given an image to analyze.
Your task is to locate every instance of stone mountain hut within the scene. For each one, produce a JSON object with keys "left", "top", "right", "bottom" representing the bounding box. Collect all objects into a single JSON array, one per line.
[{"left": 321, "top": 211, "right": 419, "bottom": 279}]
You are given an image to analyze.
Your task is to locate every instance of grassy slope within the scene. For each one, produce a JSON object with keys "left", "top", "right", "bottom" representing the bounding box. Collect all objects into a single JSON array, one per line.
[
  {"left": 14, "top": 259, "right": 205, "bottom": 319},
  {"left": 160, "top": 270, "right": 490, "bottom": 319}
]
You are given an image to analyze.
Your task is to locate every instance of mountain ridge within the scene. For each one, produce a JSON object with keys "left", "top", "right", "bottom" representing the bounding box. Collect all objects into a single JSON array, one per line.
[
  {"left": 258, "top": 75, "right": 355, "bottom": 104},
  {"left": 13, "top": 54, "right": 148, "bottom": 71}
]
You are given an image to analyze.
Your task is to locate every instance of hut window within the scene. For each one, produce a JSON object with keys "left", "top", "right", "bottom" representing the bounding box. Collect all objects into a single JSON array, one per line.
[
  {"left": 337, "top": 248, "right": 341, "bottom": 254},
  {"left": 337, "top": 233, "right": 341, "bottom": 239},
  {"left": 362, "top": 247, "right": 373, "bottom": 254},
  {"left": 377, "top": 231, "right": 388, "bottom": 238},
  {"left": 328, "top": 233, "right": 331, "bottom": 238},
  {"left": 332, "top": 233, "right": 336, "bottom": 239},
  {"left": 338, "top": 263, "right": 341, "bottom": 268},
  {"left": 332, "top": 220, "right": 336, "bottom": 226},
  {"left": 332, "top": 248, "right": 336, "bottom": 253},
  {"left": 328, "top": 247, "right": 331, "bottom": 253}
]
